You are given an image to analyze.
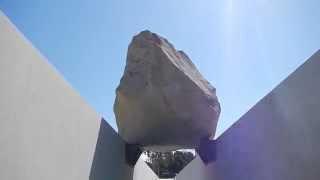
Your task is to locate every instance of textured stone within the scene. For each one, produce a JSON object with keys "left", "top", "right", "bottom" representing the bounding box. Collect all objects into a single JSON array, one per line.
[{"left": 114, "top": 30, "right": 220, "bottom": 149}]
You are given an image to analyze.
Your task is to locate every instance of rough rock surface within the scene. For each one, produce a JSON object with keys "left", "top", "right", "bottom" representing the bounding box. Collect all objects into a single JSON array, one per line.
[{"left": 114, "top": 30, "right": 220, "bottom": 149}]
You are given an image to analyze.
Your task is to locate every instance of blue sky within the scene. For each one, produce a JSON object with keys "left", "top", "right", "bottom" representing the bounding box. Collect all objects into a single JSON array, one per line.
[{"left": 1, "top": 0, "right": 319, "bottom": 137}]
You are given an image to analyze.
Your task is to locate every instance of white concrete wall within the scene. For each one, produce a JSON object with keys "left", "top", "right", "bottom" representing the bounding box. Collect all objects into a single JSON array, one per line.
[
  {"left": 133, "top": 156, "right": 159, "bottom": 180},
  {"left": 90, "top": 120, "right": 133, "bottom": 180},
  {"left": 175, "top": 154, "right": 210, "bottom": 180},
  {"left": 175, "top": 50, "right": 320, "bottom": 180},
  {"left": 0, "top": 11, "right": 102, "bottom": 180},
  {"left": 204, "top": 50, "right": 320, "bottom": 180}
]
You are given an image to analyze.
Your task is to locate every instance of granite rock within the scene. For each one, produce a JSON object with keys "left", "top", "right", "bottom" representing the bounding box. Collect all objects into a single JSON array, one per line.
[{"left": 114, "top": 30, "right": 220, "bottom": 149}]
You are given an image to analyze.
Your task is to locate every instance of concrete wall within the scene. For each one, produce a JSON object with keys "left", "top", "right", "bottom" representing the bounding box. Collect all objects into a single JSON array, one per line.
[
  {"left": 90, "top": 119, "right": 133, "bottom": 180},
  {"left": 204, "top": 50, "right": 320, "bottom": 180},
  {"left": 175, "top": 154, "right": 210, "bottom": 180},
  {"left": 0, "top": 10, "right": 102, "bottom": 180},
  {"left": 133, "top": 155, "right": 159, "bottom": 180},
  {"left": 175, "top": 50, "right": 320, "bottom": 180}
]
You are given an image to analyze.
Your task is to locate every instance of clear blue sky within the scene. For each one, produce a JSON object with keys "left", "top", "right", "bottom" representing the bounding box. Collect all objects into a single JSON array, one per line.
[{"left": 1, "top": 0, "right": 319, "bottom": 137}]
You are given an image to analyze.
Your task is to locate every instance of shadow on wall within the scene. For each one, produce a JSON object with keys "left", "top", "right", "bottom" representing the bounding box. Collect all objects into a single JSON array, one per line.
[{"left": 90, "top": 119, "right": 133, "bottom": 180}]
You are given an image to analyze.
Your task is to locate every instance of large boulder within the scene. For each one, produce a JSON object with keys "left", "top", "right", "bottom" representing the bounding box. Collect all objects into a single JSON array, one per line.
[{"left": 114, "top": 30, "right": 220, "bottom": 149}]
